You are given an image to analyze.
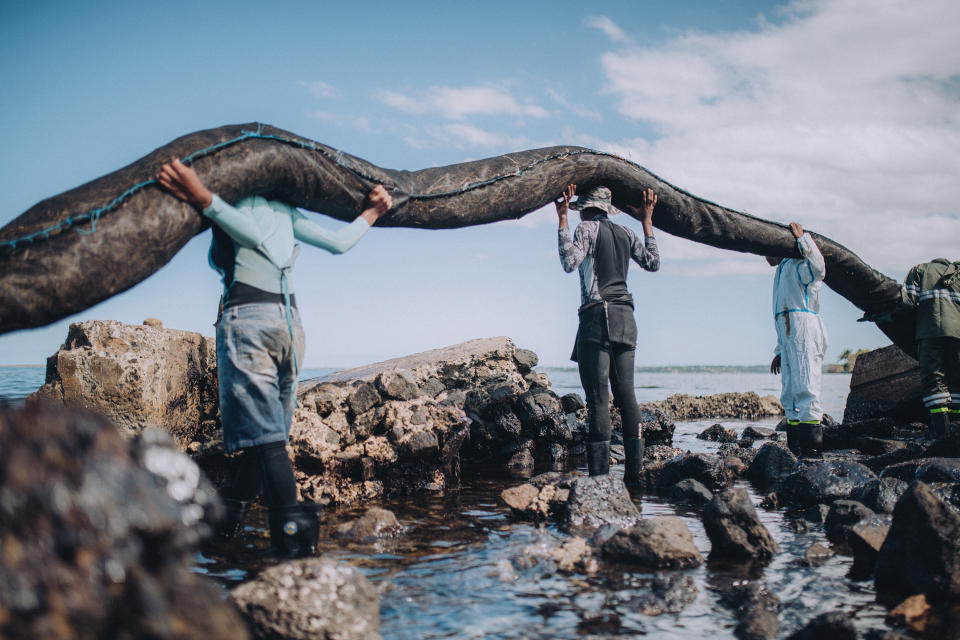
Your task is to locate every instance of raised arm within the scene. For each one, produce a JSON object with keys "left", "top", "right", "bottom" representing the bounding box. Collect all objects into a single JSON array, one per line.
[
  {"left": 790, "top": 222, "right": 825, "bottom": 282},
  {"left": 293, "top": 185, "right": 393, "bottom": 254},
  {"left": 158, "top": 159, "right": 262, "bottom": 248},
  {"left": 624, "top": 187, "right": 660, "bottom": 272}
]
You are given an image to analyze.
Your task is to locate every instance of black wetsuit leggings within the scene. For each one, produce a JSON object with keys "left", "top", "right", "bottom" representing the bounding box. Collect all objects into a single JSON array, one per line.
[
  {"left": 578, "top": 341, "right": 641, "bottom": 443},
  {"left": 223, "top": 441, "right": 298, "bottom": 508}
]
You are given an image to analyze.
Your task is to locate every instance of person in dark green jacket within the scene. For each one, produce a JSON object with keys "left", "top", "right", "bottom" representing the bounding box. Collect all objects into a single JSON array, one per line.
[{"left": 901, "top": 258, "right": 960, "bottom": 437}]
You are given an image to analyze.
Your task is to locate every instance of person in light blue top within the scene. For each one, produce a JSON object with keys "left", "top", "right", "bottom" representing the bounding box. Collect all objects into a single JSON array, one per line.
[
  {"left": 158, "top": 158, "right": 392, "bottom": 557},
  {"left": 766, "top": 221, "right": 827, "bottom": 456}
]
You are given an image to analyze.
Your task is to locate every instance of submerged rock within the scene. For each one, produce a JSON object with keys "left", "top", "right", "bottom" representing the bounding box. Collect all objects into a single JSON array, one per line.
[
  {"left": 501, "top": 472, "right": 575, "bottom": 522},
  {"left": 336, "top": 507, "right": 403, "bottom": 542},
  {"left": 665, "top": 478, "right": 714, "bottom": 505},
  {"left": 718, "top": 581, "right": 780, "bottom": 640},
  {"left": 703, "top": 488, "right": 778, "bottom": 561},
  {"left": 230, "top": 558, "right": 380, "bottom": 640},
  {"left": 786, "top": 611, "right": 857, "bottom": 640},
  {"left": 601, "top": 516, "right": 704, "bottom": 569},
  {"left": 630, "top": 574, "right": 699, "bottom": 615},
  {"left": 0, "top": 403, "right": 246, "bottom": 640}
]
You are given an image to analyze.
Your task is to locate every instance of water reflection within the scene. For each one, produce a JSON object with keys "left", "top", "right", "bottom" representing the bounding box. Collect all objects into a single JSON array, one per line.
[{"left": 196, "top": 420, "right": 904, "bottom": 639}]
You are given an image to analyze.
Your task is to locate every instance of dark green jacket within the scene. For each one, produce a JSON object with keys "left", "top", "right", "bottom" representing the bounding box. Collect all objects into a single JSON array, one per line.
[{"left": 901, "top": 259, "right": 960, "bottom": 340}]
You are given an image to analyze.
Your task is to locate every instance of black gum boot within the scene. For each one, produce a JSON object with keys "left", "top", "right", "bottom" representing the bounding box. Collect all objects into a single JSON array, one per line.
[
  {"left": 268, "top": 503, "right": 322, "bottom": 558},
  {"left": 623, "top": 437, "right": 644, "bottom": 489},
  {"left": 794, "top": 423, "right": 824, "bottom": 458},
  {"left": 215, "top": 497, "right": 252, "bottom": 541},
  {"left": 930, "top": 411, "right": 950, "bottom": 438},
  {"left": 586, "top": 441, "right": 610, "bottom": 476}
]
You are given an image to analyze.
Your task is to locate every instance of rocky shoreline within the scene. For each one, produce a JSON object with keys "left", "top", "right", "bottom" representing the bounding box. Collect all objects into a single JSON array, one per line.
[{"left": 3, "top": 318, "right": 957, "bottom": 639}]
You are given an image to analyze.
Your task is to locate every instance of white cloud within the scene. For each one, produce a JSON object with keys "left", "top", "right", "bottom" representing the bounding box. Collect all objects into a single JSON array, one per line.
[
  {"left": 304, "top": 80, "right": 341, "bottom": 99},
  {"left": 592, "top": 0, "right": 960, "bottom": 276},
  {"left": 376, "top": 85, "right": 549, "bottom": 120},
  {"left": 586, "top": 15, "right": 631, "bottom": 44},
  {"left": 546, "top": 89, "right": 602, "bottom": 121}
]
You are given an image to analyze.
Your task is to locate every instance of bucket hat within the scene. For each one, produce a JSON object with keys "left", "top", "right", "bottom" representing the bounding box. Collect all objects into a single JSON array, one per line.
[{"left": 570, "top": 186, "right": 620, "bottom": 216}]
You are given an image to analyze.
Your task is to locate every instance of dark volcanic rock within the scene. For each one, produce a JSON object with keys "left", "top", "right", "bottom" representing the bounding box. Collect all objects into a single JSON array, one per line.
[
  {"left": 881, "top": 457, "right": 960, "bottom": 484},
  {"left": 785, "top": 611, "right": 857, "bottom": 640},
  {"left": 666, "top": 478, "right": 714, "bottom": 505},
  {"left": 658, "top": 453, "right": 733, "bottom": 492},
  {"left": 697, "top": 423, "right": 738, "bottom": 443},
  {"left": 703, "top": 488, "right": 778, "bottom": 561},
  {"left": 874, "top": 481, "right": 960, "bottom": 602},
  {"left": 849, "top": 513, "right": 892, "bottom": 574},
  {"left": 856, "top": 437, "right": 908, "bottom": 456},
  {"left": 803, "top": 504, "right": 831, "bottom": 524},
  {"left": 565, "top": 474, "right": 641, "bottom": 531},
  {"left": 823, "top": 500, "right": 875, "bottom": 543},
  {"left": 745, "top": 442, "right": 798, "bottom": 487},
  {"left": 0, "top": 403, "right": 246, "bottom": 640},
  {"left": 864, "top": 442, "right": 925, "bottom": 474},
  {"left": 638, "top": 406, "right": 676, "bottom": 445},
  {"left": 560, "top": 392, "right": 585, "bottom": 413},
  {"left": 719, "top": 581, "right": 780, "bottom": 640},
  {"left": 856, "top": 478, "right": 908, "bottom": 514},
  {"left": 601, "top": 516, "right": 704, "bottom": 568},
  {"left": 779, "top": 460, "right": 878, "bottom": 507},
  {"left": 231, "top": 558, "right": 380, "bottom": 640}
]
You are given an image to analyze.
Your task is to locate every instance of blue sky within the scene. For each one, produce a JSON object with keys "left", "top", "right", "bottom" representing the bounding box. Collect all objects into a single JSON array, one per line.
[{"left": 1, "top": 0, "right": 958, "bottom": 367}]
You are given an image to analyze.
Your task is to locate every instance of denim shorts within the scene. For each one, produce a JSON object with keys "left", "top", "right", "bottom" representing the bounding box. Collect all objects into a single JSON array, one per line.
[{"left": 216, "top": 302, "right": 306, "bottom": 453}]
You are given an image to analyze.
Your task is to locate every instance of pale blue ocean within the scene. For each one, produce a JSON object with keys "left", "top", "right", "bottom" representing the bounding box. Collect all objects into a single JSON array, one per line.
[{"left": 0, "top": 363, "right": 851, "bottom": 420}]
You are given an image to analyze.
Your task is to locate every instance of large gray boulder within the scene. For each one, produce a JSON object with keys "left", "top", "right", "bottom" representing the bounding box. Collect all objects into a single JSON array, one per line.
[
  {"left": 29, "top": 319, "right": 218, "bottom": 446},
  {"left": 843, "top": 345, "right": 923, "bottom": 424},
  {"left": 231, "top": 559, "right": 380, "bottom": 640}
]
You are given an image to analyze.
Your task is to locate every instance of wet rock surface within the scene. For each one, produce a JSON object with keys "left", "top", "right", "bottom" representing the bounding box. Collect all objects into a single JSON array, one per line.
[
  {"left": 823, "top": 500, "right": 875, "bottom": 543},
  {"left": 778, "top": 460, "right": 878, "bottom": 507},
  {"left": 874, "top": 481, "right": 960, "bottom": 602},
  {"left": 745, "top": 442, "right": 798, "bottom": 487},
  {"left": 0, "top": 403, "right": 246, "bottom": 640},
  {"left": 629, "top": 574, "right": 699, "bottom": 615},
  {"left": 718, "top": 581, "right": 781, "bottom": 640},
  {"left": 230, "top": 558, "right": 381, "bottom": 640},
  {"left": 658, "top": 453, "right": 734, "bottom": 492},
  {"left": 600, "top": 516, "right": 704, "bottom": 568},
  {"left": 786, "top": 611, "right": 858, "bottom": 640},
  {"left": 565, "top": 474, "right": 641, "bottom": 532},
  {"left": 650, "top": 391, "right": 783, "bottom": 420},
  {"left": 703, "top": 488, "right": 778, "bottom": 561},
  {"left": 335, "top": 507, "right": 403, "bottom": 542},
  {"left": 698, "top": 423, "right": 738, "bottom": 443}
]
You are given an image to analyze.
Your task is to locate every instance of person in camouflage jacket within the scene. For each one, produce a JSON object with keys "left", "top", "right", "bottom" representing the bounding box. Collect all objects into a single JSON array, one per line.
[{"left": 901, "top": 258, "right": 960, "bottom": 436}]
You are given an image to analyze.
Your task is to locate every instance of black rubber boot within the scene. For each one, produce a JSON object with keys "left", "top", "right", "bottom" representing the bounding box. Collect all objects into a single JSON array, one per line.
[
  {"left": 794, "top": 423, "right": 824, "bottom": 458},
  {"left": 623, "top": 437, "right": 644, "bottom": 489},
  {"left": 785, "top": 423, "right": 801, "bottom": 457},
  {"left": 268, "top": 503, "right": 322, "bottom": 558},
  {"left": 586, "top": 441, "right": 610, "bottom": 477},
  {"left": 215, "top": 497, "right": 252, "bottom": 541},
  {"left": 930, "top": 411, "right": 950, "bottom": 438}
]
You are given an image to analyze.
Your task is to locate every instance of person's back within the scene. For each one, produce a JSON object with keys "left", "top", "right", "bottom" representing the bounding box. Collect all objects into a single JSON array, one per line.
[{"left": 901, "top": 258, "right": 960, "bottom": 436}]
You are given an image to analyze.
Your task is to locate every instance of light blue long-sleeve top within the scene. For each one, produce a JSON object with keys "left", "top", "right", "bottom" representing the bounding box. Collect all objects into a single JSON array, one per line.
[{"left": 203, "top": 194, "right": 370, "bottom": 294}]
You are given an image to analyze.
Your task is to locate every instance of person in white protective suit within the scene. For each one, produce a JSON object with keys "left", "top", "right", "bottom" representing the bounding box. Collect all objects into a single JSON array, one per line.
[{"left": 766, "top": 222, "right": 827, "bottom": 456}]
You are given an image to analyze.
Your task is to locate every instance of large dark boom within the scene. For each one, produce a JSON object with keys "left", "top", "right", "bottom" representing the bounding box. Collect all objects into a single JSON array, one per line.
[{"left": 0, "top": 123, "right": 908, "bottom": 347}]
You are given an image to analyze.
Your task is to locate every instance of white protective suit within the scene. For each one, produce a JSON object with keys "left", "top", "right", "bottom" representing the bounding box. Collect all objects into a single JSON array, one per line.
[{"left": 773, "top": 233, "right": 828, "bottom": 422}]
